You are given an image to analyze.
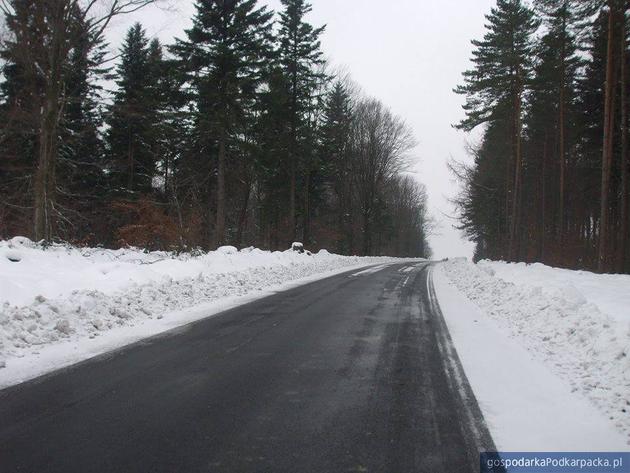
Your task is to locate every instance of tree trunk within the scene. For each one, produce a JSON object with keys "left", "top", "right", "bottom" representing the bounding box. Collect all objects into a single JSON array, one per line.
[
  {"left": 288, "top": 65, "right": 298, "bottom": 245},
  {"left": 34, "top": 100, "right": 58, "bottom": 241},
  {"left": 598, "top": 3, "right": 618, "bottom": 273},
  {"left": 362, "top": 209, "right": 371, "bottom": 256},
  {"left": 336, "top": 185, "right": 346, "bottom": 254},
  {"left": 303, "top": 171, "right": 311, "bottom": 246},
  {"left": 558, "top": 18, "right": 567, "bottom": 243},
  {"left": 215, "top": 129, "right": 227, "bottom": 248},
  {"left": 33, "top": 5, "right": 65, "bottom": 242},
  {"left": 164, "top": 153, "right": 169, "bottom": 195},
  {"left": 619, "top": 10, "right": 628, "bottom": 272},
  {"left": 508, "top": 68, "right": 524, "bottom": 262},
  {"left": 289, "top": 158, "right": 296, "bottom": 243},
  {"left": 540, "top": 133, "right": 548, "bottom": 261},
  {"left": 504, "top": 139, "right": 513, "bottom": 259},
  {"left": 127, "top": 137, "right": 135, "bottom": 191},
  {"left": 346, "top": 179, "right": 355, "bottom": 255},
  {"left": 235, "top": 179, "right": 251, "bottom": 248},
  {"left": 168, "top": 178, "right": 185, "bottom": 249}
]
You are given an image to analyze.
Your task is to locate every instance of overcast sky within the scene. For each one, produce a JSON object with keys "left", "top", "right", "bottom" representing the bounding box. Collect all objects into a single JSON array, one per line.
[{"left": 106, "top": 0, "right": 496, "bottom": 259}]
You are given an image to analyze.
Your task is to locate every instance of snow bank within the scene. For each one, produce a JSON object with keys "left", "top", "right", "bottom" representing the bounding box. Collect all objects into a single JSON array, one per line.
[
  {"left": 0, "top": 238, "right": 396, "bottom": 386},
  {"left": 479, "top": 260, "right": 630, "bottom": 324},
  {"left": 432, "top": 265, "right": 628, "bottom": 450},
  {"left": 440, "top": 258, "right": 630, "bottom": 443}
]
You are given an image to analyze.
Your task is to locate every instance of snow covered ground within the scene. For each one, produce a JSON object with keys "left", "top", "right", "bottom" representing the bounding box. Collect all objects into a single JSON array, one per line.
[
  {"left": 479, "top": 260, "right": 630, "bottom": 324},
  {"left": 0, "top": 237, "right": 398, "bottom": 388},
  {"left": 434, "top": 258, "right": 630, "bottom": 450}
]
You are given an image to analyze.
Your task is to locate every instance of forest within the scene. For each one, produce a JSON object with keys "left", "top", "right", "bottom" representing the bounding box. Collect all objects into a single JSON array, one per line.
[
  {"left": 0, "top": 0, "right": 432, "bottom": 258},
  {"left": 454, "top": 0, "right": 630, "bottom": 273}
]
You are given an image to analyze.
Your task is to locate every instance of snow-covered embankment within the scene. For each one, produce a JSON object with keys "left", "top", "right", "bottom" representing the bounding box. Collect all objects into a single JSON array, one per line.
[
  {"left": 433, "top": 257, "right": 630, "bottom": 450},
  {"left": 0, "top": 237, "right": 395, "bottom": 387}
]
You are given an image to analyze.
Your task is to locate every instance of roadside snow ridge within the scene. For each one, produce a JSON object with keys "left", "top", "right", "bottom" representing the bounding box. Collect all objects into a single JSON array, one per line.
[
  {"left": 0, "top": 238, "right": 399, "bottom": 380},
  {"left": 442, "top": 258, "right": 630, "bottom": 440}
]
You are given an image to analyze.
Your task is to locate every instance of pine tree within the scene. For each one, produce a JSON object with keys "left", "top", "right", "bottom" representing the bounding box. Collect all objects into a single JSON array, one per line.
[
  {"left": 0, "top": 0, "right": 113, "bottom": 241},
  {"left": 575, "top": 12, "right": 608, "bottom": 267},
  {"left": 1, "top": 0, "right": 433, "bottom": 256},
  {"left": 536, "top": 1, "right": 583, "bottom": 245},
  {"left": 144, "top": 38, "right": 171, "bottom": 193},
  {"left": 597, "top": 0, "right": 622, "bottom": 272},
  {"left": 619, "top": 4, "right": 629, "bottom": 273},
  {"left": 526, "top": 0, "right": 583, "bottom": 262},
  {"left": 0, "top": 0, "right": 159, "bottom": 241},
  {"left": 455, "top": 0, "right": 539, "bottom": 260},
  {"left": 452, "top": 0, "right": 630, "bottom": 273},
  {"left": 171, "top": 0, "right": 274, "bottom": 247},
  {"left": 277, "top": 0, "right": 326, "bottom": 243},
  {"left": 452, "top": 120, "right": 513, "bottom": 261},
  {"left": 0, "top": 3, "right": 40, "bottom": 236},
  {"left": 253, "top": 65, "right": 292, "bottom": 249},
  {"left": 107, "top": 23, "right": 157, "bottom": 195},
  {"left": 57, "top": 14, "right": 109, "bottom": 242},
  {"left": 319, "top": 80, "right": 354, "bottom": 253}
]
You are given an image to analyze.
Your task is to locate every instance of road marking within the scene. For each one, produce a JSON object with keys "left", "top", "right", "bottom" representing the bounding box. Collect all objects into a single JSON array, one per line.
[
  {"left": 401, "top": 275, "right": 411, "bottom": 287},
  {"left": 350, "top": 265, "right": 388, "bottom": 277}
]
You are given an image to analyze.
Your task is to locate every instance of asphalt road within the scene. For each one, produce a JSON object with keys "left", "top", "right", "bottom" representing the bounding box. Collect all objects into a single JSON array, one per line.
[{"left": 0, "top": 262, "right": 497, "bottom": 473}]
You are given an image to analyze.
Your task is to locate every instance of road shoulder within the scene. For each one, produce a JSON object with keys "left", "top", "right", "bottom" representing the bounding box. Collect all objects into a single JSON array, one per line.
[{"left": 431, "top": 263, "right": 628, "bottom": 451}]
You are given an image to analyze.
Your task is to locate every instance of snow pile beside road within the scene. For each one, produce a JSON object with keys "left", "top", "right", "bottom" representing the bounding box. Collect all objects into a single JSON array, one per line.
[
  {"left": 441, "top": 257, "right": 630, "bottom": 439},
  {"left": 479, "top": 260, "right": 630, "bottom": 324},
  {"left": 0, "top": 237, "right": 395, "bottom": 376}
]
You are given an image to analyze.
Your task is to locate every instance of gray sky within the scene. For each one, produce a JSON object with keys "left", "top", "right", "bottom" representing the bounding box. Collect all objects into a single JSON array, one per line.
[{"left": 106, "top": 0, "right": 496, "bottom": 258}]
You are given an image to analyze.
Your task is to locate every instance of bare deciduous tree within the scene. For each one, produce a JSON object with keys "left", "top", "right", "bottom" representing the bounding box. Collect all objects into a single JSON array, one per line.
[
  {"left": 350, "top": 98, "right": 416, "bottom": 255},
  {"left": 0, "top": 0, "right": 160, "bottom": 241}
]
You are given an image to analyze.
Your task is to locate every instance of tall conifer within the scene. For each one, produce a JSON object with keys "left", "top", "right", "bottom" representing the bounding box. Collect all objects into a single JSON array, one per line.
[
  {"left": 277, "top": 0, "right": 325, "bottom": 242},
  {"left": 171, "top": 0, "right": 273, "bottom": 246},
  {"left": 455, "top": 0, "right": 538, "bottom": 260}
]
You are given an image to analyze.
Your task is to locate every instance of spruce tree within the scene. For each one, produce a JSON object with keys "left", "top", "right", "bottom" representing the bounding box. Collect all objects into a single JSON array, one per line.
[
  {"left": 453, "top": 120, "right": 513, "bottom": 261},
  {"left": 57, "top": 15, "right": 109, "bottom": 241},
  {"left": 0, "top": 4, "right": 40, "bottom": 236},
  {"left": 171, "top": 0, "right": 273, "bottom": 247},
  {"left": 455, "top": 0, "right": 538, "bottom": 260},
  {"left": 106, "top": 23, "right": 157, "bottom": 195},
  {"left": 277, "top": 0, "right": 326, "bottom": 243},
  {"left": 145, "top": 38, "right": 170, "bottom": 192},
  {"left": 319, "top": 80, "right": 354, "bottom": 253},
  {"left": 0, "top": 1, "right": 110, "bottom": 241},
  {"left": 253, "top": 65, "right": 292, "bottom": 249}
]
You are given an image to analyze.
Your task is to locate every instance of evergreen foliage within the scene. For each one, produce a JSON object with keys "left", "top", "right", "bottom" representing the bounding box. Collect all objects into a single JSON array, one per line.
[
  {"left": 0, "top": 0, "right": 432, "bottom": 258},
  {"left": 454, "top": 0, "right": 630, "bottom": 273}
]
